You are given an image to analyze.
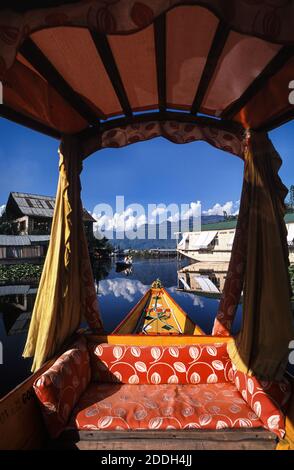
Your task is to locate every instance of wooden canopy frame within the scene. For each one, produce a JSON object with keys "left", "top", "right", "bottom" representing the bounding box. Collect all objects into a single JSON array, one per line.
[{"left": 0, "top": 1, "right": 293, "bottom": 145}]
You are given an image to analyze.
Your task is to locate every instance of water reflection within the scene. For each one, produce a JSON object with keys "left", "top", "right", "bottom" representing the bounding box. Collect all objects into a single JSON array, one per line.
[
  {"left": 178, "top": 262, "right": 230, "bottom": 297},
  {"left": 0, "top": 285, "right": 36, "bottom": 336},
  {"left": 99, "top": 278, "right": 147, "bottom": 302}
]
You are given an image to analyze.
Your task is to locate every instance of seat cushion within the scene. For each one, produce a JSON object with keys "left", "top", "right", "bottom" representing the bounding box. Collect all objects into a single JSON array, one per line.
[
  {"left": 88, "top": 342, "right": 233, "bottom": 385},
  {"left": 33, "top": 336, "right": 91, "bottom": 439},
  {"left": 67, "top": 382, "right": 263, "bottom": 431},
  {"left": 232, "top": 367, "right": 291, "bottom": 439}
]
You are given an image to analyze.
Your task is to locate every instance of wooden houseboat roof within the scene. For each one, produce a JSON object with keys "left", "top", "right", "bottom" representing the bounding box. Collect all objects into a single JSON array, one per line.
[{"left": 5, "top": 192, "right": 95, "bottom": 222}]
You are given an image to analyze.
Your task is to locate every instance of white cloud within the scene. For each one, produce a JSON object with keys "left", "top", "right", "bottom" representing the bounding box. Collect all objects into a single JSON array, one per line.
[
  {"left": 92, "top": 199, "right": 239, "bottom": 235},
  {"left": 99, "top": 278, "right": 148, "bottom": 302},
  {"left": 93, "top": 207, "right": 147, "bottom": 234},
  {"left": 93, "top": 202, "right": 201, "bottom": 234},
  {"left": 0, "top": 205, "right": 5, "bottom": 217},
  {"left": 202, "top": 200, "right": 239, "bottom": 216},
  {"left": 182, "top": 201, "right": 202, "bottom": 220}
]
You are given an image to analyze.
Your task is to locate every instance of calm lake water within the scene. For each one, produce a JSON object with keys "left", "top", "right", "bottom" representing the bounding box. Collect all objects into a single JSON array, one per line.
[{"left": 0, "top": 258, "right": 242, "bottom": 397}]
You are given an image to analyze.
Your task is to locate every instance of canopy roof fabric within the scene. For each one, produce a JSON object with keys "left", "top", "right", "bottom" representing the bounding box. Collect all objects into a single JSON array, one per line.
[{"left": 0, "top": 0, "right": 293, "bottom": 151}]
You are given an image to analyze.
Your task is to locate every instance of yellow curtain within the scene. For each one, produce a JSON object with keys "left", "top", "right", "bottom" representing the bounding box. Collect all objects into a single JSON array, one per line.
[
  {"left": 227, "top": 131, "right": 294, "bottom": 380},
  {"left": 23, "top": 135, "right": 103, "bottom": 372}
]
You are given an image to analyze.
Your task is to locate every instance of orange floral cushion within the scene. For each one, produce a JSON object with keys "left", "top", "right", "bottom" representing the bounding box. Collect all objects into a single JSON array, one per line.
[
  {"left": 33, "top": 337, "right": 91, "bottom": 438},
  {"left": 88, "top": 343, "right": 233, "bottom": 385},
  {"left": 232, "top": 366, "right": 291, "bottom": 438},
  {"left": 68, "top": 382, "right": 263, "bottom": 431}
]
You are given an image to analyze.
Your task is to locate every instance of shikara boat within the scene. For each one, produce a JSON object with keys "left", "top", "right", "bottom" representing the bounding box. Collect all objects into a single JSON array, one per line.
[
  {"left": 113, "top": 280, "right": 204, "bottom": 335},
  {"left": 0, "top": 0, "right": 294, "bottom": 452},
  {"left": 0, "top": 281, "right": 292, "bottom": 450}
]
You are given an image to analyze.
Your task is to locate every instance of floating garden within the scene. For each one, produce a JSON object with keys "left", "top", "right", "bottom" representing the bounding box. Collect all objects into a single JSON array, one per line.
[{"left": 0, "top": 264, "right": 43, "bottom": 284}]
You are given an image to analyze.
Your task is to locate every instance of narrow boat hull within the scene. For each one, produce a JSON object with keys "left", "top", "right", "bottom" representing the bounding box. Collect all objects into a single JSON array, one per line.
[{"left": 113, "top": 286, "right": 204, "bottom": 335}]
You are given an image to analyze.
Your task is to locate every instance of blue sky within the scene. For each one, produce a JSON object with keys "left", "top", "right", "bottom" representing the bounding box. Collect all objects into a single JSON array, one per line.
[{"left": 0, "top": 117, "right": 293, "bottom": 222}]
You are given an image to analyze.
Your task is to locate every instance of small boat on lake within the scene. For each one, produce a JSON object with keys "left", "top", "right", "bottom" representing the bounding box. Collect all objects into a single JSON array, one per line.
[
  {"left": 113, "top": 279, "right": 204, "bottom": 335},
  {"left": 116, "top": 255, "right": 133, "bottom": 270}
]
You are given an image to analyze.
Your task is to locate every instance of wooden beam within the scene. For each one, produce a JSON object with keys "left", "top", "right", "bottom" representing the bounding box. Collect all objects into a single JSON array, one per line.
[
  {"left": 19, "top": 39, "right": 103, "bottom": 123},
  {"left": 254, "top": 108, "right": 294, "bottom": 132},
  {"left": 90, "top": 32, "right": 132, "bottom": 117},
  {"left": 154, "top": 14, "right": 166, "bottom": 112},
  {"left": 222, "top": 46, "right": 294, "bottom": 120},
  {"left": 190, "top": 22, "right": 230, "bottom": 115},
  {"left": 99, "top": 111, "right": 243, "bottom": 134},
  {"left": 0, "top": 104, "right": 61, "bottom": 139}
]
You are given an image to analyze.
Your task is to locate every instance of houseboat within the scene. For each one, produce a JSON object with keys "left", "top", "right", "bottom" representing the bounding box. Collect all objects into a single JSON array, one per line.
[
  {"left": 3, "top": 192, "right": 96, "bottom": 241},
  {"left": 0, "top": 234, "right": 49, "bottom": 265},
  {"left": 177, "top": 214, "right": 294, "bottom": 264},
  {"left": 0, "top": 192, "right": 96, "bottom": 263}
]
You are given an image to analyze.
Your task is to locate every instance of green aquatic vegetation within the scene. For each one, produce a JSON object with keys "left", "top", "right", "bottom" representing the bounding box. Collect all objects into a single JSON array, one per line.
[{"left": 0, "top": 264, "right": 43, "bottom": 283}]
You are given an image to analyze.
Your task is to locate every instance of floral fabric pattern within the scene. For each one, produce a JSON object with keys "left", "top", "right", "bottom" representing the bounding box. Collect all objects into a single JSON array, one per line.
[
  {"left": 98, "top": 121, "right": 244, "bottom": 158},
  {"left": 33, "top": 340, "right": 290, "bottom": 439},
  {"left": 33, "top": 337, "right": 91, "bottom": 438},
  {"left": 68, "top": 382, "right": 263, "bottom": 431},
  {"left": 232, "top": 365, "right": 291, "bottom": 439},
  {"left": 88, "top": 342, "right": 233, "bottom": 385}
]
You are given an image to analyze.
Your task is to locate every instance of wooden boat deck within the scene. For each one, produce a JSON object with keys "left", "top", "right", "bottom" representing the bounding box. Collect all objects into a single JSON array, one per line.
[
  {"left": 53, "top": 429, "right": 278, "bottom": 450},
  {"left": 113, "top": 287, "right": 204, "bottom": 335}
]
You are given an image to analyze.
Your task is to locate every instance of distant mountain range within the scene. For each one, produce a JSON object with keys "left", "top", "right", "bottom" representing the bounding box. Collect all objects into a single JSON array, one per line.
[{"left": 94, "top": 215, "right": 226, "bottom": 250}]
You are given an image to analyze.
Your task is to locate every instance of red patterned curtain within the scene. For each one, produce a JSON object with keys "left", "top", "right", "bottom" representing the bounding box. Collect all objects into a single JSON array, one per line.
[
  {"left": 214, "top": 131, "right": 293, "bottom": 380},
  {"left": 82, "top": 119, "right": 245, "bottom": 158}
]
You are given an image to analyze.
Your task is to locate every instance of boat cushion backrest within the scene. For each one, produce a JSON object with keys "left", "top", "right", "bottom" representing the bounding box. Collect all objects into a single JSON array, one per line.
[
  {"left": 33, "top": 337, "right": 91, "bottom": 439},
  {"left": 232, "top": 364, "right": 291, "bottom": 439},
  {"left": 88, "top": 342, "right": 233, "bottom": 385}
]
